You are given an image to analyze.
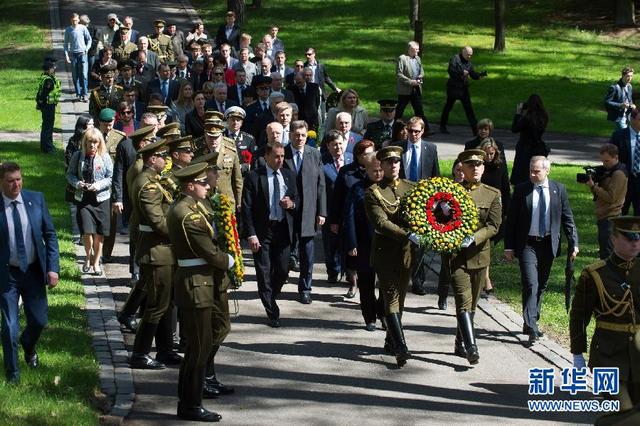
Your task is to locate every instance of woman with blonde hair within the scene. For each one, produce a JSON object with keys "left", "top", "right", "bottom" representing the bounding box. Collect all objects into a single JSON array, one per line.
[
  {"left": 66, "top": 127, "right": 113, "bottom": 275},
  {"left": 325, "top": 88, "right": 369, "bottom": 134},
  {"left": 170, "top": 80, "right": 195, "bottom": 133}
]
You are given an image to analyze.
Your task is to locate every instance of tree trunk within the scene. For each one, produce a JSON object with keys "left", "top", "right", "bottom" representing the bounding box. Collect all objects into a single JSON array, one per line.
[
  {"left": 228, "top": 0, "right": 246, "bottom": 24},
  {"left": 494, "top": 0, "right": 506, "bottom": 52},
  {"left": 615, "top": 0, "right": 636, "bottom": 27},
  {"left": 251, "top": 0, "right": 262, "bottom": 9},
  {"left": 414, "top": 20, "right": 424, "bottom": 52},
  {"left": 410, "top": 0, "right": 419, "bottom": 29}
]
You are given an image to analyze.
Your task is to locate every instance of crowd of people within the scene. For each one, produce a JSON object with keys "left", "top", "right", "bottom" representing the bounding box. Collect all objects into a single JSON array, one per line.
[{"left": 21, "top": 8, "right": 640, "bottom": 423}]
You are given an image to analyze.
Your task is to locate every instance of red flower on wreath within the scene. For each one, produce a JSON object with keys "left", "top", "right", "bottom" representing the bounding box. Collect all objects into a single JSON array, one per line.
[{"left": 425, "top": 191, "right": 463, "bottom": 233}]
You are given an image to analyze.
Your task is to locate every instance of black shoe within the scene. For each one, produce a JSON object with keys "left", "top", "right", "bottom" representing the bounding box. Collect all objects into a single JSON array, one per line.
[
  {"left": 117, "top": 313, "right": 139, "bottom": 332},
  {"left": 288, "top": 257, "right": 299, "bottom": 272},
  {"left": 177, "top": 405, "right": 221, "bottom": 422},
  {"left": 412, "top": 284, "right": 427, "bottom": 296},
  {"left": 327, "top": 273, "right": 338, "bottom": 283},
  {"left": 156, "top": 351, "right": 183, "bottom": 365},
  {"left": 268, "top": 318, "right": 281, "bottom": 328},
  {"left": 365, "top": 322, "right": 376, "bottom": 332},
  {"left": 454, "top": 343, "right": 467, "bottom": 358},
  {"left": 25, "top": 350, "right": 38, "bottom": 368},
  {"left": 527, "top": 331, "right": 539, "bottom": 346},
  {"left": 522, "top": 326, "right": 544, "bottom": 337},
  {"left": 202, "top": 382, "right": 221, "bottom": 399},
  {"left": 458, "top": 311, "right": 479, "bottom": 365},
  {"left": 437, "top": 296, "right": 447, "bottom": 310},
  {"left": 439, "top": 126, "right": 450, "bottom": 134},
  {"left": 130, "top": 354, "right": 166, "bottom": 370},
  {"left": 102, "top": 255, "right": 113, "bottom": 264},
  {"left": 206, "top": 378, "right": 235, "bottom": 396},
  {"left": 6, "top": 376, "right": 19, "bottom": 385},
  {"left": 298, "top": 293, "right": 312, "bottom": 304}
]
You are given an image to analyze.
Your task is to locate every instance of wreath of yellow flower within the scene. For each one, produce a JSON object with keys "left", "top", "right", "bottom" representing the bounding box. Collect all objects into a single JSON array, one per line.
[
  {"left": 210, "top": 193, "right": 244, "bottom": 288},
  {"left": 400, "top": 177, "right": 479, "bottom": 254}
]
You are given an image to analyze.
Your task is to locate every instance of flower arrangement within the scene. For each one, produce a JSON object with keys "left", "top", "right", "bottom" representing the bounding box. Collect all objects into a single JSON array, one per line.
[
  {"left": 307, "top": 129, "right": 318, "bottom": 147},
  {"left": 210, "top": 193, "right": 244, "bottom": 288},
  {"left": 400, "top": 177, "right": 478, "bottom": 254},
  {"left": 240, "top": 149, "right": 253, "bottom": 165}
]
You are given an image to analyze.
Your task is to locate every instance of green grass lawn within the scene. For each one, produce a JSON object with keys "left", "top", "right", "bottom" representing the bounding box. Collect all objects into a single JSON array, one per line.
[
  {"left": 439, "top": 159, "right": 596, "bottom": 348},
  {"left": 0, "top": 0, "right": 55, "bottom": 132},
  {"left": 195, "top": 0, "right": 635, "bottom": 137},
  {"left": 0, "top": 143, "right": 99, "bottom": 425}
]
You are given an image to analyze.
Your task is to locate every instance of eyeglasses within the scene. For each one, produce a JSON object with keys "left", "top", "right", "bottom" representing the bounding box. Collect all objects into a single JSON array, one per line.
[
  {"left": 408, "top": 128, "right": 422, "bottom": 134},
  {"left": 214, "top": 72, "right": 223, "bottom": 76}
]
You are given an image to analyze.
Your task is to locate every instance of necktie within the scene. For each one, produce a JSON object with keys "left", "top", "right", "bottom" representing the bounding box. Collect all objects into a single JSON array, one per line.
[
  {"left": 272, "top": 170, "right": 281, "bottom": 219},
  {"left": 335, "top": 157, "right": 342, "bottom": 171},
  {"left": 11, "top": 201, "right": 28, "bottom": 272},
  {"left": 161, "top": 80, "right": 168, "bottom": 101},
  {"left": 262, "top": 101, "right": 268, "bottom": 112},
  {"left": 296, "top": 151, "right": 303, "bottom": 173},
  {"left": 218, "top": 101, "right": 224, "bottom": 112},
  {"left": 634, "top": 134, "right": 640, "bottom": 173},
  {"left": 409, "top": 143, "right": 419, "bottom": 181},
  {"left": 537, "top": 186, "right": 546, "bottom": 237}
]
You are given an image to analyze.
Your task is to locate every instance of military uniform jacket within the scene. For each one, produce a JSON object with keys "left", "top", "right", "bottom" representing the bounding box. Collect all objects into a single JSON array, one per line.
[
  {"left": 450, "top": 182, "right": 502, "bottom": 269},
  {"left": 570, "top": 255, "right": 640, "bottom": 383},
  {"left": 89, "top": 84, "right": 124, "bottom": 120},
  {"left": 104, "top": 129, "right": 127, "bottom": 162},
  {"left": 167, "top": 194, "right": 230, "bottom": 309},
  {"left": 364, "top": 178, "right": 415, "bottom": 270},
  {"left": 148, "top": 33, "right": 174, "bottom": 63},
  {"left": 131, "top": 166, "right": 176, "bottom": 266},
  {"left": 112, "top": 41, "right": 138, "bottom": 63},
  {"left": 364, "top": 119, "right": 394, "bottom": 148},
  {"left": 206, "top": 137, "right": 243, "bottom": 209},
  {"left": 161, "top": 164, "right": 182, "bottom": 200}
]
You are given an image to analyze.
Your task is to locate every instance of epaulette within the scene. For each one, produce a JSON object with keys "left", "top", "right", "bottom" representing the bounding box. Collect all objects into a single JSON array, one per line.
[
  {"left": 222, "top": 137, "right": 237, "bottom": 152},
  {"left": 481, "top": 183, "right": 502, "bottom": 196},
  {"left": 585, "top": 260, "right": 607, "bottom": 273},
  {"left": 114, "top": 85, "right": 123, "bottom": 90}
]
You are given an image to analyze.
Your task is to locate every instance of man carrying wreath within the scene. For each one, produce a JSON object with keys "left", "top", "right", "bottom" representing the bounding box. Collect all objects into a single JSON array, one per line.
[
  {"left": 364, "top": 146, "right": 417, "bottom": 368},
  {"left": 447, "top": 149, "right": 502, "bottom": 365}
]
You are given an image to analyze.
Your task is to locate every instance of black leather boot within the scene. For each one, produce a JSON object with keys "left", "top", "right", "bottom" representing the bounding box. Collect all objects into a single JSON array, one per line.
[
  {"left": 130, "top": 322, "right": 166, "bottom": 369},
  {"left": 457, "top": 311, "right": 479, "bottom": 365},
  {"left": 205, "top": 345, "right": 235, "bottom": 396},
  {"left": 454, "top": 324, "right": 467, "bottom": 358},
  {"left": 155, "top": 313, "right": 183, "bottom": 365},
  {"left": 385, "top": 313, "right": 410, "bottom": 367},
  {"left": 178, "top": 370, "right": 222, "bottom": 422}
]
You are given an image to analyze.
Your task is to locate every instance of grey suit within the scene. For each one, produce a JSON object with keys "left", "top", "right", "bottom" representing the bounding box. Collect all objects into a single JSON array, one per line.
[
  {"left": 395, "top": 54, "right": 428, "bottom": 125},
  {"left": 283, "top": 144, "right": 326, "bottom": 295}
]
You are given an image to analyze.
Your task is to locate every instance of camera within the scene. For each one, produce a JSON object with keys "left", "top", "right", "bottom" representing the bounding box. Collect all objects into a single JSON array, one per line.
[
  {"left": 576, "top": 165, "right": 605, "bottom": 184},
  {"left": 479, "top": 70, "right": 488, "bottom": 78}
]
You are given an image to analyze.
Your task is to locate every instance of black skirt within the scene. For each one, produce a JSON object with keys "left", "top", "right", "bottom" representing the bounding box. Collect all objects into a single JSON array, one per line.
[{"left": 76, "top": 191, "right": 111, "bottom": 236}]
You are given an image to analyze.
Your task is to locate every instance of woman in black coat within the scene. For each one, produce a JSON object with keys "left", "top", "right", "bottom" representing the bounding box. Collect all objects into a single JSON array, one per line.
[
  {"left": 510, "top": 94, "right": 549, "bottom": 186},
  {"left": 184, "top": 91, "right": 206, "bottom": 138}
]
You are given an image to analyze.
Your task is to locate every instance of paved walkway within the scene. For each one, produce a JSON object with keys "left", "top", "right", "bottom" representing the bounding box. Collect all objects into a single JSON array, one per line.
[{"left": 48, "top": 1, "right": 606, "bottom": 424}]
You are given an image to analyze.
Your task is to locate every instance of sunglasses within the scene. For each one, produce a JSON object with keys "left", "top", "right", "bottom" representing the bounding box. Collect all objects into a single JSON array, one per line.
[
  {"left": 305, "top": 53, "right": 313, "bottom": 56},
  {"left": 121, "top": 110, "right": 132, "bottom": 115},
  {"left": 214, "top": 72, "right": 223, "bottom": 76}
]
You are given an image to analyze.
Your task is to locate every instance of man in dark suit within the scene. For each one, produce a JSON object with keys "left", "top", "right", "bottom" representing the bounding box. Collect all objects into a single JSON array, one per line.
[
  {"left": 364, "top": 99, "right": 397, "bottom": 148},
  {"left": 133, "top": 50, "right": 156, "bottom": 87},
  {"left": 605, "top": 66, "right": 635, "bottom": 130},
  {"left": 129, "top": 36, "right": 160, "bottom": 71},
  {"left": 242, "top": 142, "right": 298, "bottom": 327},
  {"left": 283, "top": 121, "right": 327, "bottom": 304},
  {"left": 0, "top": 162, "right": 59, "bottom": 383},
  {"left": 303, "top": 47, "right": 339, "bottom": 100},
  {"left": 204, "top": 82, "right": 239, "bottom": 113},
  {"left": 215, "top": 11, "right": 241, "bottom": 50},
  {"left": 227, "top": 69, "right": 248, "bottom": 105},
  {"left": 146, "top": 63, "right": 180, "bottom": 105},
  {"left": 243, "top": 75, "right": 272, "bottom": 137},
  {"left": 271, "top": 51, "right": 294, "bottom": 79},
  {"left": 504, "top": 156, "right": 579, "bottom": 345},
  {"left": 610, "top": 108, "right": 640, "bottom": 215},
  {"left": 393, "top": 116, "right": 440, "bottom": 295},
  {"left": 292, "top": 72, "right": 320, "bottom": 131}
]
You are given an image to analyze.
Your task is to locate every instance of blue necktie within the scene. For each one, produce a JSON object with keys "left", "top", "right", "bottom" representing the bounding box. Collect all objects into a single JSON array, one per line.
[
  {"left": 11, "top": 201, "right": 28, "bottom": 272},
  {"left": 634, "top": 134, "right": 640, "bottom": 173},
  {"left": 537, "top": 186, "right": 546, "bottom": 237},
  {"left": 272, "top": 170, "right": 281, "bottom": 220},
  {"left": 296, "top": 151, "right": 303, "bottom": 173},
  {"left": 161, "top": 80, "right": 168, "bottom": 102},
  {"left": 409, "top": 143, "right": 419, "bottom": 181}
]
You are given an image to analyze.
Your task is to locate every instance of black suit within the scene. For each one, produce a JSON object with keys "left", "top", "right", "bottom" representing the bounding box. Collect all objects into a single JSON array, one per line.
[
  {"left": 283, "top": 145, "right": 327, "bottom": 296},
  {"left": 111, "top": 137, "right": 138, "bottom": 275},
  {"left": 215, "top": 24, "right": 241, "bottom": 50},
  {"left": 227, "top": 84, "right": 247, "bottom": 105},
  {"left": 242, "top": 166, "right": 298, "bottom": 320},
  {"left": 504, "top": 180, "right": 578, "bottom": 335},
  {"left": 204, "top": 98, "right": 239, "bottom": 113},
  {"left": 146, "top": 78, "right": 180, "bottom": 105},
  {"left": 243, "top": 99, "right": 271, "bottom": 137},
  {"left": 303, "top": 61, "right": 337, "bottom": 99},
  {"left": 293, "top": 83, "right": 320, "bottom": 130},
  {"left": 394, "top": 139, "right": 440, "bottom": 181},
  {"left": 610, "top": 127, "right": 640, "bottom": 214}
]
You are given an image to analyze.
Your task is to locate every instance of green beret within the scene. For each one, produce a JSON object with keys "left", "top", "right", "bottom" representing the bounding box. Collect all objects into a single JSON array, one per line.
[
  {"left": 610, "top": 216, "right": 640, "bottom": 241},
  {"left": 99, "top": 108, "right": 116, "bottom": 122},
  {"left": 457, "top": 149, "right": 486, "bottom": 164},
  {"left": 376, "top": 146, "right": 402, "bottom": 162},
  {"left": 174, "top": 162, "right": 209, "bottom": 183}
]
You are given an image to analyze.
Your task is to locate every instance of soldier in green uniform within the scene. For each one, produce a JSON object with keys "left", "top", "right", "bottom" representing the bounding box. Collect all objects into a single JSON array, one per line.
[
  {"left": 167, "top": 162, "right": 234, "bottom": 422},
  {"left": 570, "top": 216, "right": 640, "bottom": 420},
  {"left": 115, "top": 59, "right": 145, "bottom": 101},
  {"left": 162, "top": 135, "right": 194, "bottom": 197},
  {"left": 148, "top": 19, "right": 174, "bottom": 64},
  {"left": 36, "top": 57, "right": 60, "bottom": 153},
  {"left": 364, "top": 146, "right": 417, "bottom": 367},
  {"left": 117, "top": 125, "right": 157, "bottom": 332},
  {"left": 112, "top": 27, "right": 138, "bottom": 63},
  {"left": 202, "top": 119, "right": 243, "bottom": 211},
  {"left": 129, "top": 138, "right": 182, "bottom": 369},
  {"left": 89, "top": 65, "right": 124, "bottom": 121},
  {"left": 363, "top": 99, "right": 397, "bottom": 149},
  {"left": 447, "top": 149, "right": 502, "bottom": 365}
]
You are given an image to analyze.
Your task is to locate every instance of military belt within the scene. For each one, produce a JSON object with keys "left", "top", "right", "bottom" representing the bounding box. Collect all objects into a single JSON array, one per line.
[
  {"left": 139, "top": 224, "right": 153, "bottom": 232},
  {"left": 177, "top": 258, "right": 208, "bottom": 267},
  {"left": 596, "top": 320, "right": 639, "bottom": 333}
]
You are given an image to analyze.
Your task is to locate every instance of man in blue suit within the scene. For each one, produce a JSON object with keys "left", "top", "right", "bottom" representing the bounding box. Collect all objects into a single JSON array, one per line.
[{"left": 0, "top": 162, "right": 59, "bottom": 383}]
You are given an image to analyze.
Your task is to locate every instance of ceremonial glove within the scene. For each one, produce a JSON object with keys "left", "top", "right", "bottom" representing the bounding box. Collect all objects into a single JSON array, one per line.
[
  {"left": 461, "top": 236, "right": 475, "bottom": 248},
  {"left": 408, "top": 233, "right": 421, "bottom": 246},
  {"left": 572, "top": 354, "right": 586, "bottom": 370},
  {"left": 227, "top": 254, "right": 235, "bottom": 270},
  {"left": 439, "top": 202, "right": 452, "bottom": 216}
]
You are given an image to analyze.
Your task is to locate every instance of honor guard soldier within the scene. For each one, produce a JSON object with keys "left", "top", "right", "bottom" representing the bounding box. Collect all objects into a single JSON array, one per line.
[
  {"left": 129, "top": 138, "right": 182, "bottom": 369},
  {"left": 36, "top": 57, "right": 60, "bottom": 153},
  {"left": 363, "top": 99, "right": 397, "bottom": 149},
  {"left": 224, "top": 106, "right": 256, "bottom": 176},
  {"left": 89, "top": 65, "right": 124, "bottom": 121},
  {"left": 202, "top": 118, "right": 243, "bottom": 210},
  {"left": 448, "top": 149, "right": 501, "bottom": 365},
  {"left": 571, "top": 216, "right": 640, "bottom": 420},
  {"left": 364, "top": 146, "right": 416, "bottom": 367},
  {"left": 112, "top": 27, "right": 138, "bottom": 63},
  {"left": 167, "top": 162, "right": 236, "bottom": 422},
  {"left": 148, "top": 19, "right": 174, "bottom": 64},
  {"left": 117, "top": 125, "right": 157, "bottom": 332},
  {"left": 115, "top": 59, "right": 145, "bottom": 100},
  {"left": 147, "top": 104, "right": 172, "bottom": 127},
  {"left": 163, "top": 135, "right": 194, "bottom": 197}
]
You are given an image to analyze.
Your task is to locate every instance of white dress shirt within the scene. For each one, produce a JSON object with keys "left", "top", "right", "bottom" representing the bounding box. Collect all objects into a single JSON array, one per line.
[
  {"left": 529, "top": 181, "right": 550, "bottom": 237},
  {"left": 3, "top": 193, "right": 36, "bottom": 267},
  {"left": 267, "top": 165, "right": 286, "bottom": 221},
  {"left": 403, "top": 140, "right": 422, "bottom": 178}
]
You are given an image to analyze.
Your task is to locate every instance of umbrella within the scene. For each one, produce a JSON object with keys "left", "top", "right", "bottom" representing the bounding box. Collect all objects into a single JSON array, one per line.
[{"left": 564, "top": 253, "right": 575, "bottom": 312}]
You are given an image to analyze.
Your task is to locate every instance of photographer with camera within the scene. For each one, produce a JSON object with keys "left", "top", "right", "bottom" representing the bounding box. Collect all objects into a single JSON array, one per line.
[
  {"left": 578, "top": 144, "right": 628, "bottom": 259},
  {"left": 439, "top": 46, "right": 487, "bottom": 135}
]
